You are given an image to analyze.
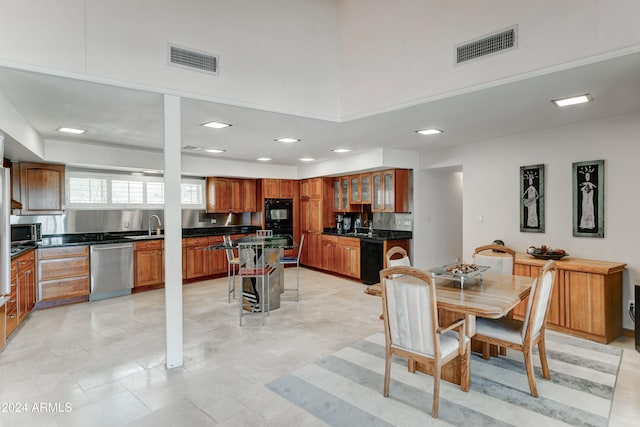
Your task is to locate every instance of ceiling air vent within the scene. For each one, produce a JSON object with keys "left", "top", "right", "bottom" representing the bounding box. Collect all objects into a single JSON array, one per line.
[
  {"left": 169, "top": 44, "right": 218, "bottom": 75},
  {"left": 456, "top": 26, "right": 517, "bottom": 64}
]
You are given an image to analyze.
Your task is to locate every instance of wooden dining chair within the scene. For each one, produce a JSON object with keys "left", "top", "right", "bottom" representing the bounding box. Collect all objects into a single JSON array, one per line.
[
  {"left": 385, "top": 246, "right": 410, "bottom": 268},
  {"left": 473, "top": 244, "right": 516, "bottom": 275},
  {"left": 379, "top": 266, "right": 470, "bottom": 418},
  {"left": 473, "top": 260, "right": 558, "bottom": 398}
]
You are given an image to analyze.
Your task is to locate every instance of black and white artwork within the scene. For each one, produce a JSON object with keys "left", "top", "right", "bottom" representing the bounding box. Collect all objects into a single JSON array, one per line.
[
  {"left": 573, "top": 159, "right": 604, "bottom": 238},
  {"left": 520, "top": 164, "right": 545, "bottom": 233}
]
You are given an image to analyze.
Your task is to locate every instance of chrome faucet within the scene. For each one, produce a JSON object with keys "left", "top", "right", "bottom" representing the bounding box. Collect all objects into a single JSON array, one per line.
[{"left": 148, "top": 215, "right": 162, "bottom": 236}]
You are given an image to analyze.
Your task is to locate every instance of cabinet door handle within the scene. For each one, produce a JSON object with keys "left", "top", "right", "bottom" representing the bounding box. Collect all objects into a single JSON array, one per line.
[{"left": 9, "top": 313, "right": 16, "bottom": 319}]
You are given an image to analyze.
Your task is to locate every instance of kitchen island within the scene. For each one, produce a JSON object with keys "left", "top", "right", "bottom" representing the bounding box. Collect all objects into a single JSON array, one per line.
[{"left": 208, "top": 234, "right": 297, "bottom": 312}]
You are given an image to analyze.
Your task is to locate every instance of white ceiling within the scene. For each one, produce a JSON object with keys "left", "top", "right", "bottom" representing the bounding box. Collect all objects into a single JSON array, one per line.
[{"left": 2, "top": 50, "right": 640, "bottom": 168}]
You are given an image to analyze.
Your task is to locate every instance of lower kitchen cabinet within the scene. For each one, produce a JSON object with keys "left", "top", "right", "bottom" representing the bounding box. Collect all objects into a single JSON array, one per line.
[
  {"left": 513, "top": 253, "right": 625, "bottom": 343},
  {"left": 134, "top": 240, "right": 164, "bottom": 288},
  {"left": 321, "top": 235, "right": 339, "bottom": 273},
  {"left": 6, "top": 259, "right": 18, "bottom": 337},
  {"left": 208, "top": 235, "right": 226, "bottom": 275},
  {"left": 16, "top": 250, "right": 36, "bottom": 321},
  {"left": 337, "top": 236, "right": 360, "bottom": 279},
  {"left": 185, "top": 237, "right": 210, "bottom": 279},
  {"left": 37, "top": 246, "right": 90, "bottom": 303}
]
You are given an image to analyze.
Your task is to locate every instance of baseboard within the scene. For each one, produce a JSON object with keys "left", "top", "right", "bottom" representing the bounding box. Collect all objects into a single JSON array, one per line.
[{"left": 622, "top": 328, "right": 635, "bottom": 338}]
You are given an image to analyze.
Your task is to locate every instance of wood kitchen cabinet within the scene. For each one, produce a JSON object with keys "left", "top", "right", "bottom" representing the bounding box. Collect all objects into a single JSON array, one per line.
[
  {"left": 337, "top": 236, "right": 360, "bottom": 279},
  {"left": 513, "top": 254, "right": 625, "bottom": 343},
  {"left": 242, "top": 179, "right": 257, "bottom": 212},
  {"left": 333, "top": 176, "right": 360, "bottom": 212},
  {"left": 37, "top": 245, "right": 90, "bottom": 304},
  {"left": 300, "top": 178, "right": 331, "bottom": 268},
  {"left": 321, "top": 235, "right": 339, "bottom": 272},
  {"left": 6, "top": 260, "right": 18, "bottom": 337},
  {"left": 208, "top": 235, "right": 226, "bottom": 275},
  {"left": 185, "top": 236, "right": 210, "bottom": 279},
  {"left": 16, "top": 162, "right": 65, "bottom": 214},
  {"left": 262, "top": 178, "right": 294, "bottom": 199},
  {"left": 372, "top": 169, "right": 410, "bottom": 213},
  {"left": 16, "top": 250, "right": 36, "bottom": 322},
  {"left": 206, "top": 177, "right": 255, "bottom": 213},
  {"left": 134, "top": 240, "right": 164, "bottom": 288}
]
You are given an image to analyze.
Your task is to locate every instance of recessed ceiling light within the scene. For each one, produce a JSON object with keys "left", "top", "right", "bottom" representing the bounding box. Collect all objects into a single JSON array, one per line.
[
  {"left": 57, "top": 127, "right": 86, "bottom": 134},
  {"left": 204, "top": 149, "right": 226, "bottom": 153},
  {"left": 331, "top": 148, "right": 351, "bottom": 153},
  {"left": 275, "top": 137, "right": 300, "bottom": 143},
  {"left": 416, "top": 128, "right": 443, "bottom": 135},
  {"left": 257, "top": 157, "right": 272, "bottom": 162},
  {"left": 299, "top": 157, "right": 315, "bottom": 162},
  {"left": 201, "top": 121, "right": 232, "bottom": 129},
  {"left": 552, "top": 94, "right": 593, "bottom": 107}
]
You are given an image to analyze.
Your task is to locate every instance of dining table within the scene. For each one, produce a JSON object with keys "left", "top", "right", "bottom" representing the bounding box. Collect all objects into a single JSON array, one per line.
[{"left": 365, "top": 270, "right": 535, "bottom": 391}]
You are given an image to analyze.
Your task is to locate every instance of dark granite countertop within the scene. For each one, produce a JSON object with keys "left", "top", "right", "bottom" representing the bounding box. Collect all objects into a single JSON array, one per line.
[
  {"left": 322, "top": 228, "right": 412, "bottom": 241},
  {"left": 10, "top": 244, "right": 38, "bottom": 259},
  {"left": 36, "top": 226, "right": 261, "bottom": 249}
]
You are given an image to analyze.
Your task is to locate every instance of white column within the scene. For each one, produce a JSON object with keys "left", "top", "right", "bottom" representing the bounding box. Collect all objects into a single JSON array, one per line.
[{"left": 163, "top": 94, "right": 183, "bottom": 368}]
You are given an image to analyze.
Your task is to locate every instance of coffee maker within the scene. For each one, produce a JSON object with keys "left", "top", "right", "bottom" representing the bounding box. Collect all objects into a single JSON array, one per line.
[
  {"left": 335, "top": 214, "right": 344, "bottom": 233},
  {"left": 342, "top": 216, "right": 352, "bottom": 233}
]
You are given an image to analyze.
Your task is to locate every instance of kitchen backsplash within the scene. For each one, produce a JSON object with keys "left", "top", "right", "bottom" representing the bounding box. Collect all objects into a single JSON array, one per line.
[
  {"left": 12, "top": 209, "right": 413, "bottom": 235},
  {"left": 11, "top": 209, "right": 250, "bottom": 235}
]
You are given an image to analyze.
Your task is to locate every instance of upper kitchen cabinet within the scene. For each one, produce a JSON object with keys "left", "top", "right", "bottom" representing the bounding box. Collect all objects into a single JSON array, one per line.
[
  {"left": 372, "top": 169, "right": 410, "bottom": 213},
  {"left": 16, "top": 162, "right": 65, "bottom": 214},
  {"left": 242, "top": 179, "right": 257, "bottom": 212},
  {"left": 206, "top": 177, "right": 256, "bottom": 213},
  {"left": 349, "top": 173, "right": 371, "bottom": 204},
  {"left": 333, "top": 176, "right": 360, "bottom": 212},
  {"left": 263, "top": 178, "right": 294, "bottom": 199}
]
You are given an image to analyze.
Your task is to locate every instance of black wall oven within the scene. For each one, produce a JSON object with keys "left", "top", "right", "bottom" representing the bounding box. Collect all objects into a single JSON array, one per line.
[{"left": 264, "top": 198, "right": 293, "bottom": 235}]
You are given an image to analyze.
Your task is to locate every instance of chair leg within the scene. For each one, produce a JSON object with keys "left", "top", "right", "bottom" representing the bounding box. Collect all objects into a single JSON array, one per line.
[
  {"left": 482, "top": 342, "right": 491, "bottom": 360},
  {"left": 523, "top": 347, "right": 539, "bottom": 398},
  {"left": 383, "top": 349, "right": 392, "bottom": 397},
  {"left": 432, "top": 362, "right": 441, "bottom": 418},
  {"left": 408, "top": 359, "right": 416, "bottom": 373},
  {"left": 538, "top": 336, "right": 551, "bottom": 380},
  {"left": 499, "top": 346, "right": 507, "bottom": 356},
  {"left": 295, "top": 265, "right": 300, "bottom": 302},
  {"left": 227, "top": 263, "right": 232, "bottom": 303}
]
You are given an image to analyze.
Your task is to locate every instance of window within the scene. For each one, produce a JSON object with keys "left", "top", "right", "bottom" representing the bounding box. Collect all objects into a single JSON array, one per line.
[
  {"left": 112, "top": 180, "right": 144, "bottom": 204},
  {"left": 66, "top": 171, "right": 205, "bottom": 209},
  {"left": 68, "top": 177, "right": 107, "bottom": 204}
]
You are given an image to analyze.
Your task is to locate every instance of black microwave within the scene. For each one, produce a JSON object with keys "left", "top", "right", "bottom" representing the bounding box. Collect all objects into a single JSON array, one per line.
[{"left": 11, "top": 223, "right": 42, "bottom": 243}]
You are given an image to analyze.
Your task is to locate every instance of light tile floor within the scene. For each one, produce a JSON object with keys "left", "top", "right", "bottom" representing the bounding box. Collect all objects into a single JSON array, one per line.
[{"left": 0, "top": 267, "right": 638, "bottom": 426}]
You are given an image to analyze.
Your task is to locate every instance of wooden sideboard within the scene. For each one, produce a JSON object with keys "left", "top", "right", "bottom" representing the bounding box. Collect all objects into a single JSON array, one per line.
[{"left": 513, "top": 253, "right": 626, "bottom": 343}]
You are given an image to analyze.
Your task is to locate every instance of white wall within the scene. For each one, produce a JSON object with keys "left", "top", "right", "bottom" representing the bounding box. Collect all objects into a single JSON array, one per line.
[
  {"left": 339, "top": 0, "right": 640, "bottom": 118},
  {"left": 415, "top": 113, "right": 640, "bottom": 329},
  {"left": 412, "top": 167, "right": 463, "bottom": 269},
  {"left": 0, "top": 0, "right": 342, "bottom": 120}
]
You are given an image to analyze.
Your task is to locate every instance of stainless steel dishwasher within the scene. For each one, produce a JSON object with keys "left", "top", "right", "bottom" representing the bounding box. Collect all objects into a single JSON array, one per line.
[{"left": 89, "top": 242, "right": 134, "bottom": 301}]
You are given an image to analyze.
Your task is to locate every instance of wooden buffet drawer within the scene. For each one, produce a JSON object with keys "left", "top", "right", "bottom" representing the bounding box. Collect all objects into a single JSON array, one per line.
[
  {"left": 39, "top": 257, "right": 89, "bottom": 281},
  {"left": 39, "top": 277, "right": 90, "bottom": 301},
  {"left": 134, "top": 239, "right": 163, "bottom": 250},
  {"left": 38, "top": 245, "right": 89, "bottom": 259}
]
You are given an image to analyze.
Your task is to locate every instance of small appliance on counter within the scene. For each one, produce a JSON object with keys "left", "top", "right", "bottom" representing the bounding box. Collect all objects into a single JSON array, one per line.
[
  {"left": 335, "top": 214, "right": 344, "bottom": 234},
  {"left": 11, "top": 223, "right": 42, "bottom": 244}
]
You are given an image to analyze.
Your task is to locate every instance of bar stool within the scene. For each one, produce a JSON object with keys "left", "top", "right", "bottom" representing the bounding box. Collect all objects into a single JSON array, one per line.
[
  {"left": 279, "top": 234, "right": 304, "bottom": 301},
  {"left": 223, "top": 235, "right": 240, "bottom": 303},
  {"left": 238, "top": 241, "right": 272, "bottom": 326},
  {"left": 256, "top": 229, "right": 273, "bottom": 237}
]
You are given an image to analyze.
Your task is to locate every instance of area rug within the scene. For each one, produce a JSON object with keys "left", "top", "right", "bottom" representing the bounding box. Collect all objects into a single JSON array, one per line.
[{"left": 267, "top": 331, "right": 622, "bottom": 427}]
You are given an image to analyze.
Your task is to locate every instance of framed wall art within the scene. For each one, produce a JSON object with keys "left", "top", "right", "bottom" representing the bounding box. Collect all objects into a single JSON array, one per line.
[
  {"left": 520, "top": 164, "right": 545, "bottom": 233},
  {"left": 572, "top": 159, "right": 604, "bottom": 238}
]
